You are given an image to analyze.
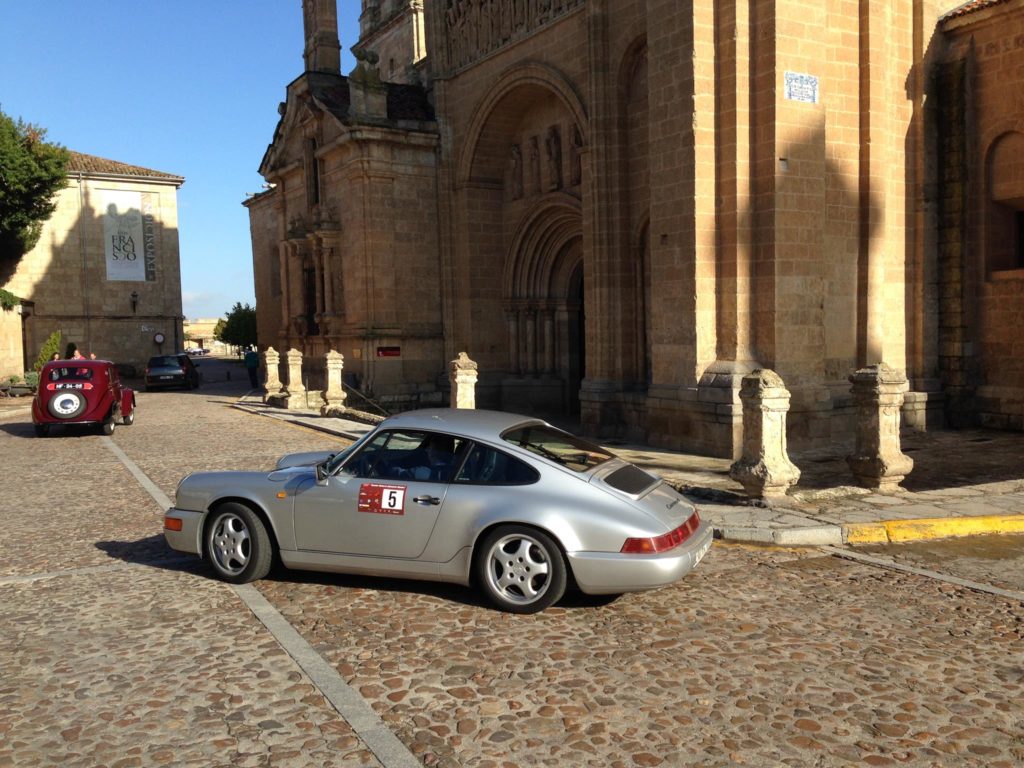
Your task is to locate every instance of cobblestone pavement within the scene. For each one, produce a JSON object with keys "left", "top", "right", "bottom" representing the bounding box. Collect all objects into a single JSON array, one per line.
[
  {"left": 0, "top": 380, "right": 381, "bottom": 768},
  {"left": 1, "top": 374, "right": 1022, "bottom": 766}
]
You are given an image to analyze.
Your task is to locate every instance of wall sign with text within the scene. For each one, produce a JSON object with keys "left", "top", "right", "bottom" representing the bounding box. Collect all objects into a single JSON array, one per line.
[{"left": 99, "top": 189, "right": 158, "bottom": 282}]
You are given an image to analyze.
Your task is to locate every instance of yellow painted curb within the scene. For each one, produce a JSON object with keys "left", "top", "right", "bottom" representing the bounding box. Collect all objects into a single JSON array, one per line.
[{"left": 844, "top": 514, "right": 1024, "bottom": 544}]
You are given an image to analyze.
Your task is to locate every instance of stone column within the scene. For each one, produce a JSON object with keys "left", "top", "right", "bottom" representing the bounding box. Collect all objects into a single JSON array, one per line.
[
  {"left": 729, "top": 369, "right": 801, "bottom": 498},
  {"left": 283, "top": 348, "right": 309, "bottom": 410},
  {"left": 847, "top": 363, "right": 914, "bottom": 490},
  {"left": 542, "top": 308, "right": 555, "bottom": 375},
  {"left": 506, "top": 309, "right": 520, "bottom": 375},
  {"left": 524, "top": 309, "right": 537, "bottom": 375},
  {"left": 449, "top": 352, "right": 479, "bottom": 409},
  {"left": 321, "top": 349, "right": 347, "bottom": 416},
  {"left": 262, "top": 346, "right": 282, "bottom": 402},
  {"left": 278, "top": 244, "right": 291, "bottom": 331}
]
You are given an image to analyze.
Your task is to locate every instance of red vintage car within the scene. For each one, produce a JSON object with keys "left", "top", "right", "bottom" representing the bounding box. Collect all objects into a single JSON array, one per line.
[{"left": 32, "top": 359, "right": 136, "bottom": 437}]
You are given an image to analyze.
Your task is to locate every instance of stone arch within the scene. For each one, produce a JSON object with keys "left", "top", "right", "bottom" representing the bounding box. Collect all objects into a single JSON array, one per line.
[
  {"left": 458, "top": 62, "right": 588, "bottom": 187},
  {"left": 504, "top": 194, "right": 583, "bottom": 299},
  {"left": 983, "top": 130, "right": 1024, "bottom": 273},
  {"left": 500, "top": 194, "right": 584, "bottom": 413}
]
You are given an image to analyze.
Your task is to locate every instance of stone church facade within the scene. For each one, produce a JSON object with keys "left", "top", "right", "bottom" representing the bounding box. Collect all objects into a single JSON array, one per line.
[{"left": 247, "top": 0, "right": 1024, "bottom": 458}]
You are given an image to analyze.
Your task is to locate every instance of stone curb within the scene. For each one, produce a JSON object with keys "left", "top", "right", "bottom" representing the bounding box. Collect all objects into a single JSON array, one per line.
[{"left": 716, "top": 512, "right": 1024, "bottom": 548}]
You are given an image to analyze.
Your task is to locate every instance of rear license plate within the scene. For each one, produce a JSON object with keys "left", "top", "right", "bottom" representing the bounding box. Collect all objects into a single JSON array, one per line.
[
  {"left": 693, "top": 536, "right": 712, "bottom": 565},
  {"left": 159, "top": 375, "right": 173, "bottom": 380}
]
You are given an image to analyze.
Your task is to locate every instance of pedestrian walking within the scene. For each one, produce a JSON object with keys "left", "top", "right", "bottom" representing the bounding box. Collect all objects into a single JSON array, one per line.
[{"left": 244, "top": 346, "right": 260, "bottom": 388}]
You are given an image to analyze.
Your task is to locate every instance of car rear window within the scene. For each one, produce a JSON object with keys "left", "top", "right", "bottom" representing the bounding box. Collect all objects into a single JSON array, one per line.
[
  {"left": 48, "top": 366, "right": 94, "bottom": 381},
  {"left": 501, "top": 425, "right": 613, "bottom": 472},
  {"left": 148, "top": 356, "right": 182, "bottom": 367}
]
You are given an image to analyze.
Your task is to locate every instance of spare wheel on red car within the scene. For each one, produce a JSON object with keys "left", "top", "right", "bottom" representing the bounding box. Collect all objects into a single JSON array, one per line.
[{"left": 48, "top": 390, "right": 87, "bottom": 420}]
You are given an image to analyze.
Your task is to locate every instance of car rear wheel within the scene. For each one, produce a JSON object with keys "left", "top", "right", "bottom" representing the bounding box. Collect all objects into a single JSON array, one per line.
[
  {"left": 102, "top": 419, "right": 115, "bottom": 436},
  {"left": 205, "top": 503, "right": 273, "bottom": 584},
  {"left": 47, "top": 390, "right": 86, "bottom": 420},
  {"left": 476, "top": 525, "right": 567, "bottom": 614},
  {"left": 122, "top": 410, "right": 134, "bottom": 426}
]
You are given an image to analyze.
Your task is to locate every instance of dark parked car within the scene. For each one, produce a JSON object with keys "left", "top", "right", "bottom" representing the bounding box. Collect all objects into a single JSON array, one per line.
[
  {"left": 32, "top": 359, "right": 135, "bottom": 437},
  {"left": 145, "top": 354, "right": 200, "bottom": 391}
]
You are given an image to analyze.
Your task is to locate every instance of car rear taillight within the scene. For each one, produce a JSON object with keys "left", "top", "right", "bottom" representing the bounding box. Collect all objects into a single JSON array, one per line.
[
  {"left": 620, "top": 511, "right": 701, "bottom": 554},
  {"left": 46, "top": 383, "right": 56, "bottom": 391},
  {"left": 83, "top": 383, "right": 93, "bottom": 390}
]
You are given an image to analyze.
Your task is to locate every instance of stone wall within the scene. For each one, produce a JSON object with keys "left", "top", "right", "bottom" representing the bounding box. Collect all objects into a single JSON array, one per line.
[
  {"left": 940, "top": 5, "right": 1024, "bottom": 430},
  {"left": 2, "top": 171, "right": 184, "bottom": 375}
]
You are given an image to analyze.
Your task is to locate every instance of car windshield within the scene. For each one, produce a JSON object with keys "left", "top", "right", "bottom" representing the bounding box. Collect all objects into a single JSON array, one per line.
[
  {"left": 325, "top": 430, "right": 376, "bottom": 475},
  {"left": 501, "top": 425, "right": 614, "bottom": 472},
  {"left": 48, "top": 366, "right": 94, "bottom": 382},
  {"left": 149, "top": 356, "right": 182, "bottom": 367}
]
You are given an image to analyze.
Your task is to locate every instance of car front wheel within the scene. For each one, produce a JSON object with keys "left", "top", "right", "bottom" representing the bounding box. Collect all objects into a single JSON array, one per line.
[
  {"left": 205, "top": 503, "right": 273, "bottom": 584},
  {"left": 476, "top": 525, "right": 567, "bottom": 614}
]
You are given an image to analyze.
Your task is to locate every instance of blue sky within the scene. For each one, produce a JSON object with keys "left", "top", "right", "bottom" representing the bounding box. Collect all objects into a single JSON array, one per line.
[{"left": 1, "top": 1, "right": 359, "bottom": 320}]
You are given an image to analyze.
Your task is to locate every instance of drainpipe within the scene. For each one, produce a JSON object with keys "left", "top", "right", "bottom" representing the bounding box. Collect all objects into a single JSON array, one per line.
[{"left": 77, "top": 172, "right": 92, "bottom": 349}]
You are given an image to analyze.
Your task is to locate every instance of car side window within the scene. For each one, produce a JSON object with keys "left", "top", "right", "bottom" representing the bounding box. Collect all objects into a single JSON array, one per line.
[
  {"left": 340, "top": 430, "right": 468, "bottom": 483},
  {"left": 455, "top": 444, "right": 539, "bottom": 486}
]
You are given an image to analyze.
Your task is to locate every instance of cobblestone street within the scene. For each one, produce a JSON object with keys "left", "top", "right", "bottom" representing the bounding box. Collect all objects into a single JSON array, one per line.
[{"left": 1, "top": 376, "right": 1022, "bottom": 767}]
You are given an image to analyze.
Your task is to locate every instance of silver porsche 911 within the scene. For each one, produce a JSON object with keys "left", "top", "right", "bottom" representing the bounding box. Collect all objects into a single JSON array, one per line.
[{"left": 163, "top": 409, "right": 712, "bottom": 613}]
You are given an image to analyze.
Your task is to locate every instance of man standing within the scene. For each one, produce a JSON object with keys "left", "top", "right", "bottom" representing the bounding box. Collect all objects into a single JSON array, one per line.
[{"left": 243, "top": 346, "right": 260, "bottom": 389}]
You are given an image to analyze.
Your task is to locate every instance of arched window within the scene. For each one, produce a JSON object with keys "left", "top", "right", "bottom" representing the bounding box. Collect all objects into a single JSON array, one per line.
[{"left": 986, "top": 132, "right": 1024, "bottom": 273}]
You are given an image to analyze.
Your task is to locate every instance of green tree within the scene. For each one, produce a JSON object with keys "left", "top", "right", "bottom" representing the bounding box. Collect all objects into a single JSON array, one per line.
[
  {"left": 216, "top": 303, "right": 257, "bottom": 348},
  {"left": 33, "top": 329, "right": 61, "bottom": 371},
  {"left": 0, "top": 110, "right": 70, "bottom": 263}
]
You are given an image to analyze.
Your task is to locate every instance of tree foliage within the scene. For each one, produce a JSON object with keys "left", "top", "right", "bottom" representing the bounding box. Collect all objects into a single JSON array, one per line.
[
  {"left": 34, "top": 330, "right": 61, "bottom": 371},
  {"left": 216, "top": 302, "right": 257, "bottom": 348},
  {"left": 0, "top": 109, "right": 70, "bottom": 261}
]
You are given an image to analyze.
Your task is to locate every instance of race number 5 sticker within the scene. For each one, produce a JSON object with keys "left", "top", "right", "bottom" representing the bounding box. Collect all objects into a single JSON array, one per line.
[{"left": 358, "top": 483, "right": 407, "bottom": 515}]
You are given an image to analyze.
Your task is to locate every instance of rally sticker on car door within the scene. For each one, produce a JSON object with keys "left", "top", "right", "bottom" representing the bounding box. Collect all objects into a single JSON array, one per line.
[{"left": 358, "top": 483, "right": 407, "bottom": 515}]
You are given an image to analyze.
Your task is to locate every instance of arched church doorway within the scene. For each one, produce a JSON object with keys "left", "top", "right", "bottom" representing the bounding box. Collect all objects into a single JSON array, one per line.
[{"left": 502, "top": 205, "right": 584, "bottom": 417}]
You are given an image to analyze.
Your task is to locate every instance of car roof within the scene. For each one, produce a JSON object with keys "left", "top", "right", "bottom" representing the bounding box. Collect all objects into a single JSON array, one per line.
[{"left": 380, "top": 408, "right": 549, "bottom": 440}]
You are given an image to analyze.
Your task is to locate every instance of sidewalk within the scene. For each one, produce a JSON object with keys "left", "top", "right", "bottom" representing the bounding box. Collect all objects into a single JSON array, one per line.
[{"left": 234, "top": 394, "right": 1024, "bottom": 548}]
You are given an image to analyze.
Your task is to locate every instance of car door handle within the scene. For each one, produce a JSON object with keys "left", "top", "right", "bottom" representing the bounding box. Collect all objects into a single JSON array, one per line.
[{"left": 413, "top": 495, "right": 441, "bottom": 505}]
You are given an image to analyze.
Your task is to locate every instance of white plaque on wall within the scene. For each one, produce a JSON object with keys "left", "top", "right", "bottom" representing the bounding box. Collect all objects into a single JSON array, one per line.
[
  {"left": 100, "top": 189, "right": 146, "bottom": 281},
  {"left": 784, "top": 72, "right": 819, "bottom": 104}
]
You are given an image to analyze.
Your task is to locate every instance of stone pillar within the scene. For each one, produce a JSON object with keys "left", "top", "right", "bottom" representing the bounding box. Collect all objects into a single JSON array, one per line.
[
  {"left": 729, "top": 369, "right": 801, "bottom": 498},
  {"left": 282, "top": 348, "right": 309, "bottom": 410},
  {"left": 847, "top": 363, "right": 914, "bottom": 490},
  {"left": 506, "top": 309, "right": 520, "bottom": 375},
  {"left": 321, "top": 349, "right": 347, "bottom": 416},
  {"left": 262, "top": 346, "right": 282, "bottom": 402},
  {"left": 449, "top": 352, "right": 478, "bottom": 409}
]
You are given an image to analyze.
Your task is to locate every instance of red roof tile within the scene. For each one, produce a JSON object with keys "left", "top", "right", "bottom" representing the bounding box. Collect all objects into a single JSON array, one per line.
[
  {"left": 67, "top": 151, "right": 183, "bottom": 182},
  {"left": 943, "top": 0, "right": 1013, "bottom": 20}
]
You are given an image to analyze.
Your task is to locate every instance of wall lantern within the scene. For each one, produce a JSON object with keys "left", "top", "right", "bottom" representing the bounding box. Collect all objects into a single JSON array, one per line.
[{"left": 130, "top": 290, "right": 139, "bottom": 314}]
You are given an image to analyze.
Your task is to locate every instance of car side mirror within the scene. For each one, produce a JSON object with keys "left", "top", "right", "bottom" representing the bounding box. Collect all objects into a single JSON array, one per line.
[{"left": 315, "top": 462, "right": 328, "bottom": 485}]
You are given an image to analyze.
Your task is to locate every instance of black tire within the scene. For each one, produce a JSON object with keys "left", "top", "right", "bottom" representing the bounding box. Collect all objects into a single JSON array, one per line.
[
  {"left": 475, "top": 525, "right": 568, "bottom": 614},
  {"left": 205, "top": 502, "right": 273, "bottom": 584},
  {"left": 102, "top": 419, "right": 115, "bottom": 436},
  {"left": 122, "top": 409, "right": 135, "bottom": 426},
  {"left": 47, "top": 390, "right": 86, "bottom": 420},
  {"left": 34, "top": 424, "right": 49, "bottom": 437}
]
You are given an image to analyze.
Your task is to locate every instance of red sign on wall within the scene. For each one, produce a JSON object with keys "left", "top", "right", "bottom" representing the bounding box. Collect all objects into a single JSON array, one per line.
[
  {"left": 376, "top": 346, "right": 401, "bottom": 357},
  {"left": 358, "top": 483, "right": 407, "bottom": 515}
]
